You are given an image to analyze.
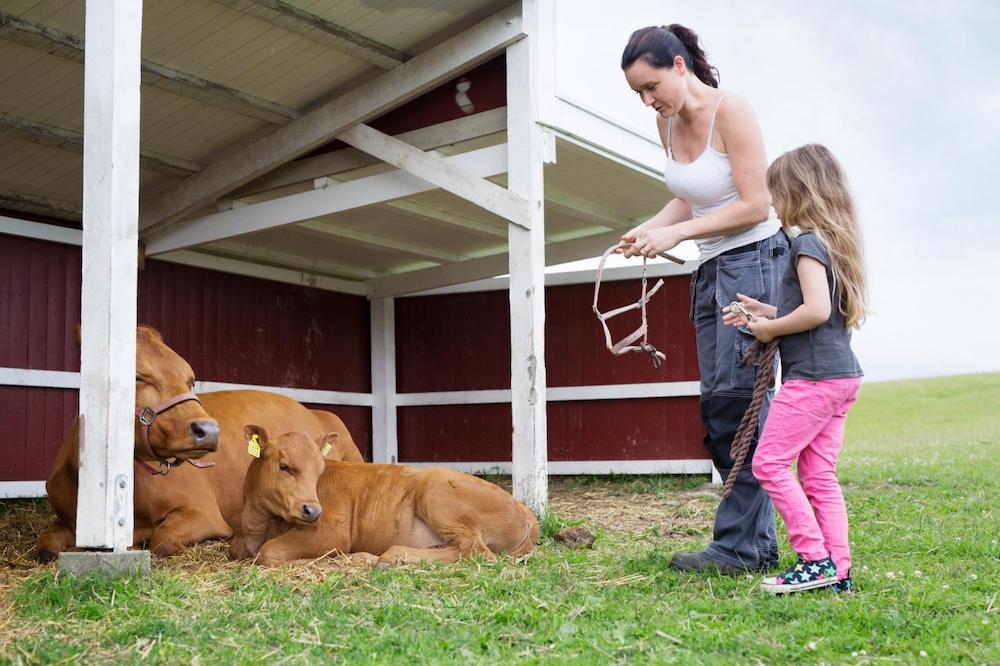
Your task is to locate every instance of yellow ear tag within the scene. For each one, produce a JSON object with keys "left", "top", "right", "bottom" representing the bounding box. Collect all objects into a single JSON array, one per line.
[
  {"left": 320, "top": 442, "right": 332, "bottom": 457},
  {"left": 247, "top": 434, "right": 261, "bottom": 459}
]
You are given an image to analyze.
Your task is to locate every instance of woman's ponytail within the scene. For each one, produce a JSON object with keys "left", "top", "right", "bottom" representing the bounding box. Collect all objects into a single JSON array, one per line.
[
  {"left": 665, "top": 24, "right": 719, "bottom": 88},
  {"left": 621, "top": 24, "right": 719, "bottom": 88}
]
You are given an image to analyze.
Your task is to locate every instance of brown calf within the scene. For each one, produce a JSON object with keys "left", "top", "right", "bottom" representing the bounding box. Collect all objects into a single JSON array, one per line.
[{"left": 233, "top": 426, "right": 539, "bottom": 567}]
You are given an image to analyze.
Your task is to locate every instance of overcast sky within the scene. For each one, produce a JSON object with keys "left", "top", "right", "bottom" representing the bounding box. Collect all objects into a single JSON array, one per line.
[{"left": 553, "top": 0, "right": 999, "bottom": 382}]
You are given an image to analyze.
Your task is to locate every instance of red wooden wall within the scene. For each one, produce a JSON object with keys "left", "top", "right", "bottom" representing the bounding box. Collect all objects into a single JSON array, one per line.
[
  {"left": 0, "top": 233, "right": 371, "bottom": 482},
  {"left": 395, "top": 280, "right": 704, "bottom": 463}
]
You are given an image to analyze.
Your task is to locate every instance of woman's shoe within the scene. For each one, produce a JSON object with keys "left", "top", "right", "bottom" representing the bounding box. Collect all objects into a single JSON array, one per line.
[{"left": 760, "top": 556, "right": 837, "bottom": 594}]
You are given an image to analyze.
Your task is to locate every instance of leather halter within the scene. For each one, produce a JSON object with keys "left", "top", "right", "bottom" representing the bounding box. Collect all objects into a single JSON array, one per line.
[
  {"left": 134, "top": 391, "right": 216, "bottom": 476},
  {"left": 592, "top": 243, "right": 667, "bottom": 368}
]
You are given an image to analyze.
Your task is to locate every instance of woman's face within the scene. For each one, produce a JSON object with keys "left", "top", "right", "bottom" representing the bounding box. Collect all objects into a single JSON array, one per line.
[{"left": 624, "top": 57, "right": 686, "bottom": 118}]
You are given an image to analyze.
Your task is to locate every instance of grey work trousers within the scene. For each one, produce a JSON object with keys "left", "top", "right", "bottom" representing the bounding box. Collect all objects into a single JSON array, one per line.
[{"left": 690, "top": 228, "right": 790, "bottom": 569}]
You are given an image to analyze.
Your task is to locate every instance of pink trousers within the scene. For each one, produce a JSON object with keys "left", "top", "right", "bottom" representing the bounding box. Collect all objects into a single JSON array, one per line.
[{"left": 752, "top": 377, "right": 862, "bottom": 578}]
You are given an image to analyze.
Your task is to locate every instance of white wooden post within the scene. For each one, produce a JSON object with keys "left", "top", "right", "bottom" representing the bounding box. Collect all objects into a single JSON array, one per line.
[
  {"left": 506, "top": 0, "right": 548, "bottom": 516},
  {"left": 75, "top": 0, "right": 143, "bottom": 552},
  {"left": 370, "top": 297, "right": 398, "bottom": 464}
]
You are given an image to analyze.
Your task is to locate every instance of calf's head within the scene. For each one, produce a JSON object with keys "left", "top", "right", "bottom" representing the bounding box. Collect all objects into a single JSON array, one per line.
[
  {"left": 132, "top": 325, "right": 219, "bottom": 460},
  {"left": 242, "top": 425, "right": 337, "bottom": 525}
]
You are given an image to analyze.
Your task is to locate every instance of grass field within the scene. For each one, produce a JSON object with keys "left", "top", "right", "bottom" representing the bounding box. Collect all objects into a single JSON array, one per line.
[{"left": 1, "top": 373, "right": 997, "bottom": 664}]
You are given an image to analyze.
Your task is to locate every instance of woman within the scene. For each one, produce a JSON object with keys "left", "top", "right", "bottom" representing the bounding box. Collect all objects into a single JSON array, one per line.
[{"left": 621, "top": 24, "right": 788, "bottom": 574}]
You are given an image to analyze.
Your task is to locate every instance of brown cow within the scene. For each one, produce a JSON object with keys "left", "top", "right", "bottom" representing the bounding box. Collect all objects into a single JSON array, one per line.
[
  {"left": 233, "top": 426, "right": 539, "bottom": 567},
  {"left": 36, "top": 325, "right": 362, "bottom": 561}
]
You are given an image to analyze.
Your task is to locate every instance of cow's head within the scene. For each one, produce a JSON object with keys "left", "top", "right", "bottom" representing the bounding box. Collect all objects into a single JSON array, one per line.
[
  {"left": 132, "top": 325, "right": 220, "bottom": 460},
  {"left": 242, "top": 425, "right": 333, "bottom": 525}
]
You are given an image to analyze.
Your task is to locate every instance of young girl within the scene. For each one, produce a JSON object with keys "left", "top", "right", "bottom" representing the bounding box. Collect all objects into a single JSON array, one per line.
[{"left": 723, "top": 144, "right": 867, "bottom": 594}]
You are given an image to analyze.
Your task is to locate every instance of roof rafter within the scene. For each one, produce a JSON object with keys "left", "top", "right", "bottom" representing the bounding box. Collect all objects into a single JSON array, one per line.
[
  {"left": 0, "top": 9, "right": 300, "bottom": 125},
  {"left": 213, "top": 0, "right": 410, "bottom": 70},
  {"left": 138, "top": 4, "right": 524, "bottom": 236},
  {"left": 0, "top": 190, "right": 81, "bottom": 220},
  {"left": 295, "top": 220, "right": 462, "bottom": 263},
  {"left": 0, "top": 112, "right": 202, "bottom": 177}
]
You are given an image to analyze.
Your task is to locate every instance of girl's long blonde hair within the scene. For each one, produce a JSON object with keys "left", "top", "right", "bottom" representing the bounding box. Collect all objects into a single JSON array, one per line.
[{"left": 767, "top": 144, "right": 869, "bottom": 329}]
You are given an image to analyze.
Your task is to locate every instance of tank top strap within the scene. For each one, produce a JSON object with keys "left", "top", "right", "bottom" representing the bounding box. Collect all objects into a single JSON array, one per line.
[
  {"left": 705, "top": 93, "right": 730, "bottom": 149},
  {"left": 666, "top": 117, "right": 674, "bottom": 158}
]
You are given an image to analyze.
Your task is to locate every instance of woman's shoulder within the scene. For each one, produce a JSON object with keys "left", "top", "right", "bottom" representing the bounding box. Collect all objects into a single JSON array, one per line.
[{"left": 715, "top": 92, "right": 757, "bottom": 124}]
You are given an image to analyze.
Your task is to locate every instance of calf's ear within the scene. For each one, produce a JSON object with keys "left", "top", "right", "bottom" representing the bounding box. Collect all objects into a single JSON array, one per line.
[{"left": 317, "top": 432, "right": 339, "bottom": 457}]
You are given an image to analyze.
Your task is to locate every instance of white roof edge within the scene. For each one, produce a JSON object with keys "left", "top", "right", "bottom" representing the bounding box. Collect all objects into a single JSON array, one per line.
[{"left": 540, "top": 97, "right": 665, "bottom": 180}]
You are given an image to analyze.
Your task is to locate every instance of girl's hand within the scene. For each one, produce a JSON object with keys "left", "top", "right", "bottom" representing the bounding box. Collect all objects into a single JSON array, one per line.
[
  {"left": 721, "top": 293, "right": 777, "bottom": 327},
  {"left": 629, "top": 225, "right": 684, "bottom": 258},
  {"left": 747, "top": 317, "right": 776, "bottom": 343}
]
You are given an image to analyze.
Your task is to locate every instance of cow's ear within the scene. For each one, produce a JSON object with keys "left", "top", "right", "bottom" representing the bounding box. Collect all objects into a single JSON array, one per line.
[{"left": 317, "top": 432, "right": 339, "bottom": 457}]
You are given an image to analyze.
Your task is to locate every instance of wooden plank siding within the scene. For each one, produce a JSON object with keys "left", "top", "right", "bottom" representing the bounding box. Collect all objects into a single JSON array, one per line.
[
  {"left": 0, "top": 233, "right": 371, "bottom": 480},
  {"left": 394, "top": 278, "right": 703, "bottom": 462},
  {"left": 1, "top": 234, "right": 702, "bottom": 481}
]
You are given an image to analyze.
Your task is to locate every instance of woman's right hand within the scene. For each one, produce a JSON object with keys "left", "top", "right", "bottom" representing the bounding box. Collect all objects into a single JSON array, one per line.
[{"left": 721, "top": 293, "right": 776, "bottom": 327}]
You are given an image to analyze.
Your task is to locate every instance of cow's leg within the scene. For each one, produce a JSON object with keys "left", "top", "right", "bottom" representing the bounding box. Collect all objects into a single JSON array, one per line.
[{"left": 149, "top": 509, "right": 233, "bottom": 557}]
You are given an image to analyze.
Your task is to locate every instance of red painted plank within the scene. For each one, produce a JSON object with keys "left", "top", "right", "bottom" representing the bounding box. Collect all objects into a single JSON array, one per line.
[{"left": 397, "top": 397, "right": 704, "bottom": 463}]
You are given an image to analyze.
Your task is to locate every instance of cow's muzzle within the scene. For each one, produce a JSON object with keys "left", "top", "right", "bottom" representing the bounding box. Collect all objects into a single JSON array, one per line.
[{"left": 301, "top": 504, "right": 323, "bottom": 523}]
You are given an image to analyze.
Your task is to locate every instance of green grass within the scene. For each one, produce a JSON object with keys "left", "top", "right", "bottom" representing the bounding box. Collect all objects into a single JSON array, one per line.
[{"left": 3, "top": 373, "right": 998, "bottom": 664}]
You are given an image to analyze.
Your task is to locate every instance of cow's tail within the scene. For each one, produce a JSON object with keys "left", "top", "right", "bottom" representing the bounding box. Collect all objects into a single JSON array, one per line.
[{"left": 510, "top": 503, "right": 540, "bottom": 558}]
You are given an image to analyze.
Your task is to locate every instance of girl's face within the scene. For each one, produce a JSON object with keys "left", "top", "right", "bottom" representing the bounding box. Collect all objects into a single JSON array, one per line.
[{"left": 624, "top": 57, "right": 687, "bottom": 118}]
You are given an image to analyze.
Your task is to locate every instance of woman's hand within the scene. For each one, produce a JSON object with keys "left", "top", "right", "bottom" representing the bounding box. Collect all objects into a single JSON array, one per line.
[
  {"left": 620, "top": 225, "right": 685, "bottom": 258},
  {"left": 721, "top": 293, "right": 777, "bottom": 327}
]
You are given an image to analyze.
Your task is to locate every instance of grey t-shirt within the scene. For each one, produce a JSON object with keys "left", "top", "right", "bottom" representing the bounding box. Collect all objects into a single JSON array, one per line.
[{"left": 777, "top": 231, "right": 863, "bottom": 381}]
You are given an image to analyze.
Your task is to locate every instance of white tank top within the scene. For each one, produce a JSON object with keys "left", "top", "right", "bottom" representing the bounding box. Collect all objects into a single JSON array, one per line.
[{"left": 662, "top": 94, "right": 780, "bottom": 262}]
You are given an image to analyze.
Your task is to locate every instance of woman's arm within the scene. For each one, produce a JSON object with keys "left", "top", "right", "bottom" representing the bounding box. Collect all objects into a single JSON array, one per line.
[
  {"left": 747, "top": 257, "right": 831, "bottom": 342},
  {"left": 631, "top": 96, "right": 772, "bottom": 257}
]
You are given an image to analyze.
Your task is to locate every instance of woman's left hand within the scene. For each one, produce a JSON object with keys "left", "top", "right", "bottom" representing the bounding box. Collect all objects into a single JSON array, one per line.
[
  {"left": 630, "top": 225, "right": 685, "bottom": 257},
  {"left": 747, "top": 317, "right": 775, "bottom": 343}
]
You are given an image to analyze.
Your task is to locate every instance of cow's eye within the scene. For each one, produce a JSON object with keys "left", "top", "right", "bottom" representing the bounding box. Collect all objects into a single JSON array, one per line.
[{"left": 279, "top": 463, "right": 292, "bottom": 474}]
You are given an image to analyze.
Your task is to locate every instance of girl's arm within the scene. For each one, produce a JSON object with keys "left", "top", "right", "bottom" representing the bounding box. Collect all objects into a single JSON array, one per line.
[
  {"left": 630, "top": 96, "right": 772, "bottom": 257},
  {"left": 748, "top": 257, "right": 832, "bottom": 342}
]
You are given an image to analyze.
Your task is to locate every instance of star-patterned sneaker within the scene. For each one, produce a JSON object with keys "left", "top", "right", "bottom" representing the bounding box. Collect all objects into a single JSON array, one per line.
[
  {"left": 759, "top": 556, "right": 838, "bottom": 594},
  {"left": 830, "top": 570, "right": 853, "bottom": 594}
]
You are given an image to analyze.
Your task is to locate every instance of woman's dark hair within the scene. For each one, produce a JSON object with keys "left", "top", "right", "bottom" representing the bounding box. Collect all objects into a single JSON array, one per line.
[{"left": 621, "top": 24, "right": 719, "bottom": 88}]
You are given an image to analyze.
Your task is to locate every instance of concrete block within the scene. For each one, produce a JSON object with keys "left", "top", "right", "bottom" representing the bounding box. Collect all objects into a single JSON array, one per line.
[{"left": 57, "top": 550, "right": 151, "bottom": 578}]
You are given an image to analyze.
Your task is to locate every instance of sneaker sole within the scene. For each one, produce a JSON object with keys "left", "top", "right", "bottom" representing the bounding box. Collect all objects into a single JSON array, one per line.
[{"left": 760, "top": 576, "right": 838, "bottom": 595}]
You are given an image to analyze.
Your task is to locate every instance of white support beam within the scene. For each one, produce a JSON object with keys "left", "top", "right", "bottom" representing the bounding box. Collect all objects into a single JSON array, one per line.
[
  {"left": 0, "top": 111, "right": 202, "bottom": 177},
  {"left": 367, "top": 228, "right": 622, "bottom": 299},
  {"left": 75, "top": 0, "right": 143, "bottom": 552},
  {"left": 338, "top": 123, "right": 530, "bottom": 229},
  {"left": 213, "top": 0, "right": 410, "bottom": 70},
  {"left": 382, "top": 199, "right": 508, "bottom": 239},
  {"left": 0, "top": 215, "right": 368, "bottom": 295},
  {"left": 0, "top": 9, "right": 299, "bottom": 125},
  {"left": 235, "top": 108, "right": 507, "bottom": 196},
  {"left": 144, "top": 143, "right": 509, "bottom": 255},
  {"left": 297, "top": 218, "right": 462, "bottom": 263},
  {"left": 403, "top": 460, "right": 714, "bottom": 476},
  {"left": 370, "top": 298, "right": 398, "bottom": 464},
  {"left": 138, "top": 5, "right": 524, "bottom": 234},
  {"left": 201, "top": 241, "right": 380, "bottom": 280},
  {"left": 506, "top": 0, "right": 547, "bottom": 517}
]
